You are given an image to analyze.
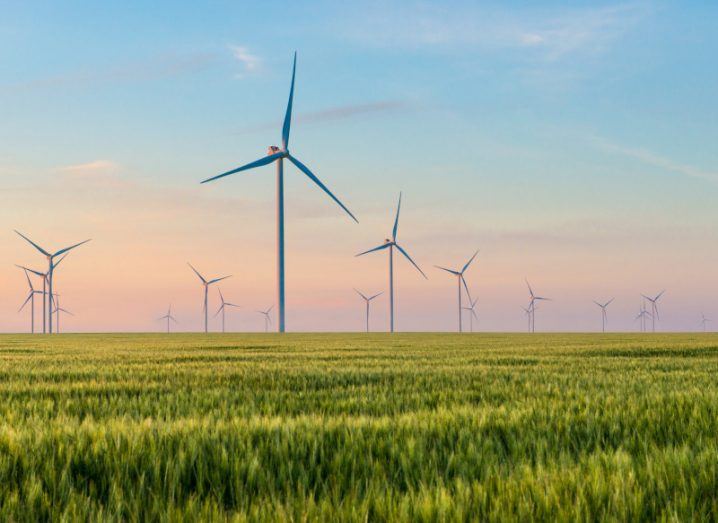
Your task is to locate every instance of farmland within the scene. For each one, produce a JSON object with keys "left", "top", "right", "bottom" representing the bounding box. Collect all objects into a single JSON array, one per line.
[{"left": 0, "top": 333, "right": 717, "bottom": 521}]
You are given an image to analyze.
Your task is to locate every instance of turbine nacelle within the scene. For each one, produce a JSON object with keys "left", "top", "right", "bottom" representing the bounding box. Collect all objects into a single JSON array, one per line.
[{"left": 267, "top": 146, "right": 286, "bottom": 156}]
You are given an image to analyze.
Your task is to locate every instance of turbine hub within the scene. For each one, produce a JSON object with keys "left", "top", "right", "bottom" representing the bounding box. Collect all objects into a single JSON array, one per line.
[{"left": 268, "top": 146, "right": 281, "bottom": 155}]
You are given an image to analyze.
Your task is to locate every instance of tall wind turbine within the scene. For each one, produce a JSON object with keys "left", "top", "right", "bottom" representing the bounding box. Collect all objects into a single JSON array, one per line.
[
  {"left": 18, "top": 268, "right": 43, "bottom": 333},
  {"left": 462, "top": 297, "right": 479, "bottom": 332},
  {"left": 526, "top": 280, "right": 550, "bottom": 333},
  {"left": 201, "top": 53, "right": 357, "bottom": 333},
  {"left": 214, "top": 288, "right": 240, "bottom": 333},
  {"left": 435, "top": 250, "right": 479, "bottom": 332},
  {"left": 16, "top": 254, "right": 68, "bottom": 334},
  {"left": 641, "top": 291, "right": 665, "bottom": 332},
  {"left": 158, "top": 305, "right": 177, "bottom": 333},
  {"left": 593, "top": 298, "right": 614, "bottom": 333},
  {"left": 354, "top": 289, "right": 383, "bottom": 333},
  {"left": 356, "top": 193, "right": 427, "bottom": 332},
  {"left": 188, "top": 263, "right": 231, "bottom": 333},
  {"left": 14, "top": 231, "right": 89, "bottom": 334},
  {"left": 257, "top": 306, "right": 273, "bottom": 333},
  {"left": 699, "top": 313, "right": 710, "bottom": 332}
]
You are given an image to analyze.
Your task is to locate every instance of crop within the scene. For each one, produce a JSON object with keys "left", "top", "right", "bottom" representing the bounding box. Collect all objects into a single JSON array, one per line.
[{"left": 0, "top": 333, "right": 717, "bottom": 521}]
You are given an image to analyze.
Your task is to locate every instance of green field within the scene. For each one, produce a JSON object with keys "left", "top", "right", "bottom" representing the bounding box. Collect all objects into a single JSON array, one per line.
[{"left": 1, "top": 333, "right": 717, "bottom": 521}]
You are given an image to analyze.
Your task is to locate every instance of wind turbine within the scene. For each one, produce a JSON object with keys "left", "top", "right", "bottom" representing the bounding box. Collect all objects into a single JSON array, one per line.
[
  {"left": 14, "top": 231, "right": 89, "bottom": 334},
  {"left": 462, "top": 296, "right": 479, "bottom": 332},
  {"left": 593, "top": 298, "right": 614, "bottom": 333},
  {"left": 635, "top": 305, "right": 652, "bottom": 332},
  {"left": 188, "top": 263, "right": 231, "bottom": 333},
  {"left": 52, "top": 294, "right": 72, "bottom": 334},
  {"left": 158, "top": 305, "right": 177, "bottom": 333},
  {"left": 526, "top": 280, "right": 550, "bottom": 333},
  {"left": 641, "top": 291, "right": 665, "bottom": 332},
  {"left": 354, "top": 289, "right": 383, "bottom": 332},
  {"left": 257, "top": 306, "right": 273, "bottom": 333},
  {"left": 17, "top": 268, "right": 43, "bottom": 333},
  {"left": 16, "top": 254, "right": 69, "bottom": 334},
  {"left": 201, "top": 53, "right": 357, "bottom": 333},
  {"left": 214, "top": 288, "right": 240, "bottom": 333},
  {"left": 435, "top": 250, "right": 479, "bottom": 332},
  {"left": 521, "top": 305, "right": 532, "bottom": 333},
  {"left": 699, "top": 313, "right": 710, "bottom": 332},
  {"left": 356, "top": 193, "right": 427, "bottom": 332}
]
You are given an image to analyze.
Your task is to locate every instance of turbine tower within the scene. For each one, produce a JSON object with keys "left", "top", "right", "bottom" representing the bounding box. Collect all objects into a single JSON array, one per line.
[
  {"left": 593, "top": 298, "right": 614, "bottom": 333},
  {"left": 18, "top": 268, "right": 43, "bottom": 333},
  {"left": 521, "top": 305, "right": 532, "bottom": 333},
  {"left": 14, "top": 231, "right": 89, "bottom": 334},
  {"left": 462, "top": 297, "right": 479, "bottom": 332},
  {"left": 435, "top": 250, "right": 479, "bottom": 332},
  {"left": 700, "top": 313, "right": 710, "bottom": 332},
  {"left": 354, "top": 289, "right": 383, "bottom": 332},
  {"left": 257, "top": 306, "right": 273, "bottom": 333},
  {"left": 214, "top": 288, "right": 240, "bottom": 333},
  {"left": 641, "top": 291, "right": 664, "bottom": 332},
  {"left": 158, "top": 305, "right": 177, "bottom": 333},
  {"left": 201, "top": 52, "right": 357, "bottom": 333},
  {"left": 526, "top": 280, "right": 550, "bottom": 333},
  {"left": 188, "top": 263, "right": 231, "bottom": 333},
  {"left": 356, "top": 193, "right": 427, "bottom": 332}
]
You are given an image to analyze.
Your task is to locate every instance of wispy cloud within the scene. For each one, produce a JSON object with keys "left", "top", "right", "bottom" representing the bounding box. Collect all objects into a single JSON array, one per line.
[
  {"left": 3, "top": 52, "right": 217, "bottom": 92},
  {"left": 592, "top": 137, "right": 718, "bottom": 183},
  {"left": 234, "top": 100, "right": 412, "bottom": 134},
  {"left": 229, "top": 45, "right": 261, "bottom": 77},
  {"left": 56, "top": 160, "right": 126, "bottom": 187}
]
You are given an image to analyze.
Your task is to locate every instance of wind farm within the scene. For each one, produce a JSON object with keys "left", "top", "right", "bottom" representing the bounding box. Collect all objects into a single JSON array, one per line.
[{"left": 1, "top": 2, "right": 718, "bottom": 520}]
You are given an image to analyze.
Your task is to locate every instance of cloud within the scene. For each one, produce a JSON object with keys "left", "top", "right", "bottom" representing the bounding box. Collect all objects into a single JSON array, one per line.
[
  {"left": 592, "top": 137, "right": 718, "bottom": 183},
  {"left": 229, "top": 45, "right": 261, "bottom": 77},
  {"left": 56, "top": 160, "right": 125, "bottom": 187},
  {"left": 3, "top": 53, "right": 217, "bottom": 92},
  {"left": 235, "top": 100, "right": 411, "bottom": 134}
]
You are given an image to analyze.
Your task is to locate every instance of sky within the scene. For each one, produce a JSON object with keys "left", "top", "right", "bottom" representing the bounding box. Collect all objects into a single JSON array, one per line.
[{"left": 0, "top": 0, "right": 717, "bottom": 333}]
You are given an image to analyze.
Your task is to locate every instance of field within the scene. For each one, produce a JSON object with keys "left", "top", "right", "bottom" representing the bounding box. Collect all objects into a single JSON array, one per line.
[{"left": 1, "top": 333, "right": 717, "bottom": 521}]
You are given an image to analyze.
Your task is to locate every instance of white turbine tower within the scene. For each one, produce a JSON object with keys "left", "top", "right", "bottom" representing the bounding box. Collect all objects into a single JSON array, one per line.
[
  {"left": 593, "top": 298, "right": 614, "bottom": 333},
  {"left": 257, "top": 306, "right": 273, "bottom": 332},
  {"left": 18, "top": 268, "right": 43, "bottom": 333},
  {"left": 641, "top": 291, "right": 664, "bottom": 332},
  {"left": 435, "top": 250, "right": 479, "bottom": 332},
  {"left": 356, "top": 193, "right": 427, "bottom": 333},
  {"left": 201, "top": 52, "right": 357, "bottom": 333},
  {"left": 462, "top": 297, "right": 479, "bottom": 332},
  {"left": 699, "top": 313, "right": 710, "bottom": 332},
  {"left": 14, "top": 231, "right": 89, "bottom": 334},
  {"left": 214, "top": 288, "right": 240, "bottom": 333},
  {"left": 526, "top": 280, "right": 550, "bottom": 333},
  {"left": 354, "top": 289, "right": 383, "bottom": 333},
  {"left": 158, "top": 305, "right": 177, "bottom": 333},
  {"left": 188, "top": 263, "right": 231, "bottom": 333}
]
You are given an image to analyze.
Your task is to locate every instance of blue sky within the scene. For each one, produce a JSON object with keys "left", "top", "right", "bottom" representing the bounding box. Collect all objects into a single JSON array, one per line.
[{"left": 0, "top": 1, "right": 717, "bottom": 332}]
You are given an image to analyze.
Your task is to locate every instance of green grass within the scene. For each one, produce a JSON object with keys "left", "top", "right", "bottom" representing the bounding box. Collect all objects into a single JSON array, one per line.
[{"left": 1, "top": 333, "right": 717, "bottom": 521}]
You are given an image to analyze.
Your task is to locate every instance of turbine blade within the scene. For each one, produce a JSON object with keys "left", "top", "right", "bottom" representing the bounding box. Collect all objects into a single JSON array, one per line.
[
  {"left": 201, "top": 153, "right": 284, "bottom": 184},
  {"left": 655, "top": 290, "right": 665, "bottom": 301},
  {"left": 525, "top": 279, "right": 534, "bottom": 298},
  {"left": 356, "top": 242, "right": 391, "bottom": 257},
  {"left": 593, "top": 301, "right": 602, "bottom": 308},
  {"left": 471, "top": 309, "right": 478, "bottom": 320},
  {"left": 22, "top": 268, "right": 33, "bottom": 290},
  {"left": 354, "top": 288, "right": 369, "bottom": 300},
  {"left": 605, "top": 298, "right": 615, "bottom": 307},
  {"left": 392, "top": 192, "right": 402, "bottom": 242},
  {"left": 14, "top": 230, "right": 50, "bottom": 256},
  {"left": 187, "top": 263, "right": 207, "bottom": 283},
  {"left": 214, "top": 305, "right": 223, "bottom": 318},
  {"left": 461, "top": 249, "right": 479, "bottom": 274},
  {"left": 53, "top": 253, "right": 69, "bottom": 270},
  {"left": 208, "top": 275, "right": 232, "bottom": 285},
  {"left": 434, "top": 265, "right": 460, "bottom": 275},
  {"left": 395, "top": 243, "right": 427, "bottom": 279},
  {"left": 18, "top": 292, "right": 33, "bottom": 312},
  {"left": 461, "top": 275, "right": 472, "bottom": 302},
  {"left": 218, "top": 288, "right": 224, "bottom": 303},
  {"left": 170, "top": 316, "right": 178, "bottom": 323},
  {"left": 368, "top": 292, "right": 384, "bottom": 301},
  {"left": 226, "top": 303, "right": 240, "bottom": 308},
  {"left": 15, "top": 264, "right": 44, "bottom": 277},
  {"left": 287, "top": 154, "right": 358, "bottom": 222},
  {"left": 54, "top": 239, "right": 91, "bottom": 258},
  {"left": 282, "top": 52, "right": 297, "bottom": 150}
]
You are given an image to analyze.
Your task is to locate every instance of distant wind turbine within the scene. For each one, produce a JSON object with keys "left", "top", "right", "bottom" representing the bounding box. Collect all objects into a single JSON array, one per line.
[
  {"left": 188, "top": 263, "right": 231, "bottom": 333},
  {"left": 17, "top": 268, "right": 43, "bottom": 333},
  {"left": 435, "top": 250, "right": 479, "bottom": 332},
  {"left": 356, "top": 193, "right": 427, "bottom": 332},
  {"left": 201, "top": 52, "right": 357, "bottom": 333},
  {"left": 16, "top": 253, "right": 68, "bottom": 334},
  {"left": 521, "top": 305, "right": 532, "bottom": 333},
  {"left": 635, "top": 305, "right": 652, "bottom": 332},
  {"left": 14, "top": 231, "right": 89, "bottom": 334},
  {"left": 593, "top": 298, "right": 614, "bottom": 333},
  {"left": 158, "top": 305, "right": 177, "bottom": 333},
  {"left": 641, "top": 291, "right": 665, "bottom": 332},
  {"left": 257, "top": 306, "right": 273, "bottom": 332},
  {"left": 52, "top": 294, "right": 73, "bottom": 334},
  {"left": 354, "top": 289, "right": 383, "bottom": 332},
  {"left": 526, "top": 280, "right": 550, "bottom": 333},
  {"left": 462, "top": 297, "right": 479, "bottom": 332},
  {"left": 214, "top": 288, "right": 240, "bottom": 333},
  {"left": 699, "top": 313, "right": 710, "bottom": 332}
]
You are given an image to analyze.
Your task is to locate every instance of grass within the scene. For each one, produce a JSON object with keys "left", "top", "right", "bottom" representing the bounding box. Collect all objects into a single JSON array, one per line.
[{"left": 1, "top": 333, "right": 717, "bottom": 521}]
